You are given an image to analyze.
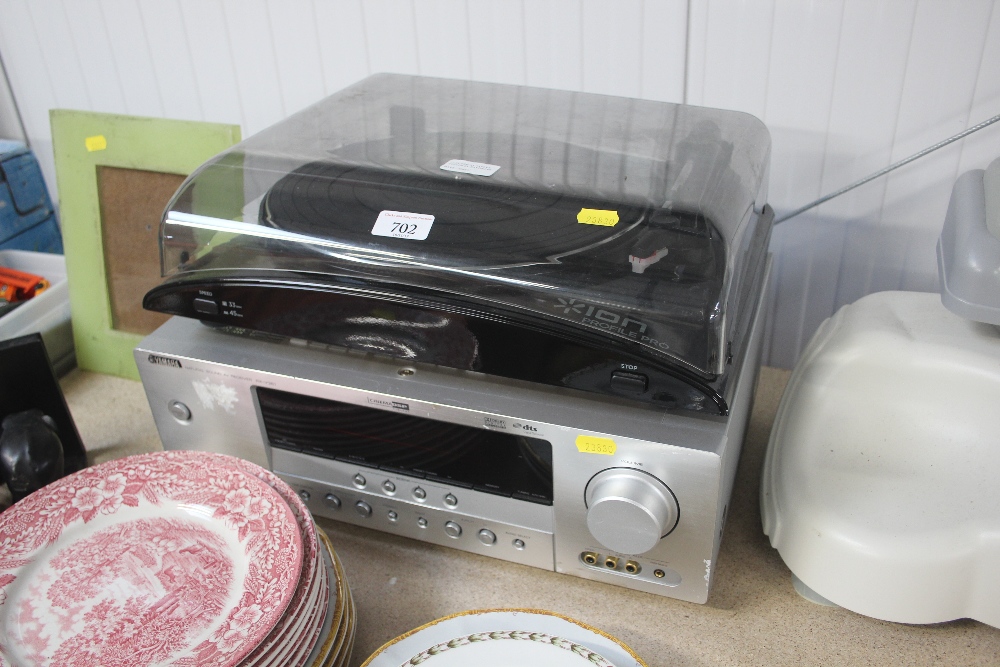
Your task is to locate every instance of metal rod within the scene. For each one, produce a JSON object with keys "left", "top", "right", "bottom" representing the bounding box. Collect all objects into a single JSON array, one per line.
[{"left": 775, "top": 112, "right": 1000, "bottom": 224}]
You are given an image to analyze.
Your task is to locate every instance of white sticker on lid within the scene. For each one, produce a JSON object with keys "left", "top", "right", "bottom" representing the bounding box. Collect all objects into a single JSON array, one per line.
[
  {"left": 371, "top": 210, "right": 435, "bottom": 240},
  {"left": 440, "top": 159, "right": 501, "bottom": 177}
]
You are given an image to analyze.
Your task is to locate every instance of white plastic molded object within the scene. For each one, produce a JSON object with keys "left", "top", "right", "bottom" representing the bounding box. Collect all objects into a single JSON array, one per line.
[
  {"left": 938, "top": 159, "right": 1000, "bottom": 324},
  {"left": 984, "top": 155, "right": 999, "bottom": 240},
  {"left": 761, "top": 290, "right": 1000, "bottom": 627}
]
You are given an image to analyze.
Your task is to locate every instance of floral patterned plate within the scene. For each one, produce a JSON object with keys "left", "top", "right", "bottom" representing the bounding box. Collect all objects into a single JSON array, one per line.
[
  {"left": 0, "top": 451, "right": 304, "bottom": 667},
  {"left": 273, "top": 533, "right": 331, "bottom": 667},
  {"left": 256, "top": 542, "right": 328, "bottom": 667},
  {"left": 211, "top": 455, "right": 325, "bottom": 667},
  {"left": 360, "top": 610, "right": 647, "bottom": 667}
]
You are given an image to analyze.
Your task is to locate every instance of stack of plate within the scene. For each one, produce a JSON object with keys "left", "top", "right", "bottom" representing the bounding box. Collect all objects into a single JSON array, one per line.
[
  {"left": 361, "top": 609, "right": 647, "bottom": 667},
  {"left": 0, "top": 450, "right": 355, "bottom": 667}
]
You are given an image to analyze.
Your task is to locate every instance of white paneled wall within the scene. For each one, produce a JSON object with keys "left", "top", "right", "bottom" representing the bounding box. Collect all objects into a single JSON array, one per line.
[
  {"left": 0, "top": 0, "right": 998, "bottom": 369},
  {"left": 0, "top": 51, "right": 24, "bottom": 141},
  {"left": 0, "top": 0, "right": 690, "bottom": 194},
  {"left": 687, "top": 0, "right": 1000, "bottom": 366}
]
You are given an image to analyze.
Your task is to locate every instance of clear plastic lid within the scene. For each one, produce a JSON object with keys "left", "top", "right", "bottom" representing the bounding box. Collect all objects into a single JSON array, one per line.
[{"left": 159, "top": 74, "right": 771, "bottom": 376}]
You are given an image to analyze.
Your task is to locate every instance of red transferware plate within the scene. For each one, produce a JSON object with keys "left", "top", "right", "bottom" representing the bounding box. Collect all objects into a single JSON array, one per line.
[
  {"left": 0, "top": 451, "right": 303, "bottom": 667},
  {"left": 201, "top": 453, "right": 328, "bottom": 667}
]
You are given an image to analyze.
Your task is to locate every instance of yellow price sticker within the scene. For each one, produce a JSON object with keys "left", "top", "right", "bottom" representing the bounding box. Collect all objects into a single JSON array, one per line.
[
  {"left": 85, "top": 135, "right": 107, "bottom": 152},
  {"left": 577, "top": 208, "right": 619, "bottom": 226},
  {"left": 575, "top": 435, "right": 617, "bottom": 455}
]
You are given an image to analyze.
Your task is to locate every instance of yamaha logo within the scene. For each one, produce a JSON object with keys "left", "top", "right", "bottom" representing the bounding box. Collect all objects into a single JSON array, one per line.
[{"left": 147, "top": 354, "right": 182, "bottom": 368}]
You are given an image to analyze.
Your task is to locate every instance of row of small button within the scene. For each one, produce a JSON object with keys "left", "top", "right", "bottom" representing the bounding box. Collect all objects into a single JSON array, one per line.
[
  {"left": 353, "top": 472, "right": 460, "bottom": 507},
  {"left": 302, "top": 487, "right": 525, "bottom": 550}
]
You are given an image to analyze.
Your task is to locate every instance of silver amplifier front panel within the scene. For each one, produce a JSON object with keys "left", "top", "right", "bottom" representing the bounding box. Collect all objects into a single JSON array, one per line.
[
  {"left": 136, "top": 261, "right": 769, "bottom": 604},
  {"left": 274, "top": 450, "right": 555, "bottom": 570}
]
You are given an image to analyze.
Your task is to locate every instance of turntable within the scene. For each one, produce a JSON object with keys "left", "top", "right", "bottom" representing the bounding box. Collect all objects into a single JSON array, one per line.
[
  {"left": 143, "top": 74, "right": 771, "bottom": 415},
  {"left": 136, "top": 75, "right": 773, "bottom": 603}
]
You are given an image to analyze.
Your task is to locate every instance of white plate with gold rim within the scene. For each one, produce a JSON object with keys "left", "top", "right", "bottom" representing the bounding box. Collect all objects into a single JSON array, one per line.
[
  {"left": 331, "top": 587, "right": 356, "bottom": 667},
  {"left": 325, "top": 550, "right": 356, "bottom": 667},
  {"left": 360, "top": 609, "right": 646, "bottom": 667},
  {"left": 307, "top": 530, "right": 349, "bottom": 667}
]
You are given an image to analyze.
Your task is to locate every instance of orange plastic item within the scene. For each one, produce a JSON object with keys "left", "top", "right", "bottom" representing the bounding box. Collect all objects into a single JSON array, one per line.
[{"left": 0, "top": 266, "right": 50, "bottom": 303}]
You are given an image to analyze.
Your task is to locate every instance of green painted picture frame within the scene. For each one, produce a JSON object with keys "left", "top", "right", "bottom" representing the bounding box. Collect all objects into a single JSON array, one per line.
[{"left": 50, "top": 111, "right": 241, "bottom": 380}]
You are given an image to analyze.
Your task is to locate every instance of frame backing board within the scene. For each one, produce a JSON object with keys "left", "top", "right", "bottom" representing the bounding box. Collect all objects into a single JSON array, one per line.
[
  {"left": 96, "top": 166, "right": 185, "bottom": 335},
  {"left": 50, "top": 111, "right": 240, "bottom": 380}
]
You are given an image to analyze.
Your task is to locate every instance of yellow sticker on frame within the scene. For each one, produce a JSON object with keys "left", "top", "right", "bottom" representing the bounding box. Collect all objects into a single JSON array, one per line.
[
  {"left": 577, "top": 208, "right": 619, "bottom": 226},
  {"left": 85, "top": 135, "right": 107, "bottom": 152},
  {"left": 576, "top": 435, "right": 617, "bottom": 455}
]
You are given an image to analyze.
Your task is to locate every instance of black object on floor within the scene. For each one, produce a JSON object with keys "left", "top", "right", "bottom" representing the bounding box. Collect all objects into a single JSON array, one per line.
[
  {"left": 0, "top": 333, "right": 85, "bottom": 503},
  {"left": 0, "top": 409, "right": 64, "bottom": 502}
]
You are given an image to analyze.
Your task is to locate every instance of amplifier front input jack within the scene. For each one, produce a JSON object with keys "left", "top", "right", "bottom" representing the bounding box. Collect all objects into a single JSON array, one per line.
[
  {"left": 624, "top": 560, "right": 641, "bottom": 574},
  {"left": 604, "top": 556, "right": 619, "bottom": 569},
  {"left": 582, "top": 552, "right": 599, "bottom": 566},
  {"left": 654, "top": 569, "right": 665, "bottom": 578}
]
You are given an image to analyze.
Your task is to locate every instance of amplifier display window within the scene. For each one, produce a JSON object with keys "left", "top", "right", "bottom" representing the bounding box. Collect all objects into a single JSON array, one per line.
[{"left": 255, "top": 387, "right": 553, "bottom": 505}]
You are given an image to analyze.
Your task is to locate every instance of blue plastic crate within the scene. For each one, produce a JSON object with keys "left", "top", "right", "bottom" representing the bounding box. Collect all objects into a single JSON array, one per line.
[
  {"left": 0, "top": 140, "right": 62, "bottom": 254},
  {"left": 0, "top": 216, "right": 62, "bottom": 253}
]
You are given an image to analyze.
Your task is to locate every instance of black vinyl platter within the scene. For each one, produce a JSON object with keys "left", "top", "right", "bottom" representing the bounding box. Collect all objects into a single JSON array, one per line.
[
  {"left": 259, "top": 160, "right": 655, "bottom": 268},
  {"left": 256, "top": 146, "right": 724, "bottom": 319}
]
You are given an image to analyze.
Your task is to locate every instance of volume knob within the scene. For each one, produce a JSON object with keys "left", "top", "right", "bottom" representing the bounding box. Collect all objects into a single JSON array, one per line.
[{"left": 584, "top": 468, "right": 678, "bottom": 555}]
